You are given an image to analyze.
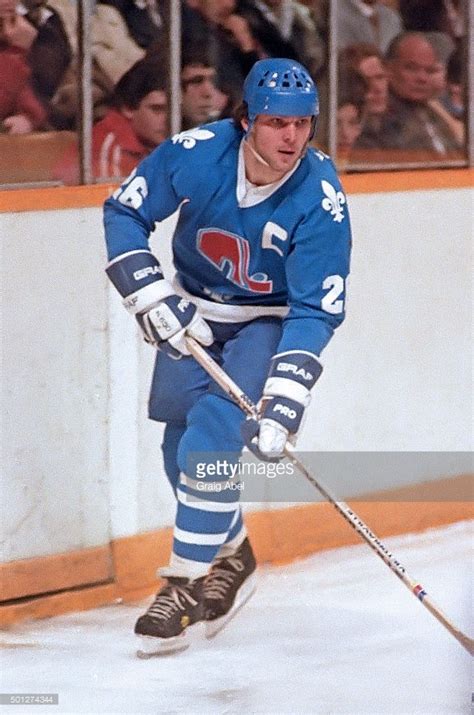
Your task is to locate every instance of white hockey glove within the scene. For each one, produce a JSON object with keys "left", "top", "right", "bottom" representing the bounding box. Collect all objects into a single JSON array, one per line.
[
  {"left": 241, "top": 351, "right": 323, "bottom": 461},
  {"left": 106, "top": 250, "right": 213, "bottom": 359},
  {"left": 136, "top": 295, "right": 213, "bottom": 358}
]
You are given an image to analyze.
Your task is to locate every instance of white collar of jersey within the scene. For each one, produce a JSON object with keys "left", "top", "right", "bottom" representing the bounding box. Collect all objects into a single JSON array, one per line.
[{"left": 236, "top": 139, "right": 301, "bottom": 208}]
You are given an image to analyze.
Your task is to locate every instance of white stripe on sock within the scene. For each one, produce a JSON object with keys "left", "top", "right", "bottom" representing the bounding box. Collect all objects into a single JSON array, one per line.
[
  {"left": 174, "top": 526, "right": 228, "bottom": 546},
  {"left": 177, "top": 487, "right": 237, "bottom": 512}
]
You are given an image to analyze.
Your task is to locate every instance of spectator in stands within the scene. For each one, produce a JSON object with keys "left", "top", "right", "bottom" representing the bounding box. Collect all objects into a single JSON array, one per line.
[
  {"left": 336, "top": 0, "right": 403, "bottom": 53},
  {"left": 249, "top": 0, "right": 325, "bottom": 77},
  {"left": 398, "top": 0, "right": 456, "bottom": 63},
  {"left": 444, "top": 0, "right": 465, "bottom": 42},
  {"left": 336, "top": 71, "right": 367, "bottom": 160},
  {"left": 0, "top": 44, "right": 46, "bottom": 132},
  {"left": 399, "top": 0, "right": 453, "bottom": 33},
  {"left": 361, "top": 32, "right": 462, "bottom": 153},
  {"left": 55, "top": 59, "right": 168, "bottom": 184},
  {"left": 50, "top": 1, "right": 148, "bottom": 129},
  {"left": 23, "top": 0, "right": 71, "bottom": 106},
  {"left": 97, "top": 0, "right": 165, "bottom": 51},
  {"left": 181, "top": 48, "right": 233, "bottom": 129},
  {"left": 339, "top": 43, "right": 388, "bottom": 148},
  {"left": 181, "top": 0, "right": 264, "bottom": 97},
  {"left": 426, "top": 46, "right": 464, "bottom": 147},
  {"left": 339, "top": 44, "right": 388, "bottom": 116},
  {"left": 236, "top": 0, "right": 308, "bottom": 65},
  {"left": 440, "top": 47, "right": 464, "bottom": 120},
  {"left": 182, "top": 0, "right": 315, "bottom": 99},
  {"left": 0, "top": 0, "right": 71, "bottom": 118}
]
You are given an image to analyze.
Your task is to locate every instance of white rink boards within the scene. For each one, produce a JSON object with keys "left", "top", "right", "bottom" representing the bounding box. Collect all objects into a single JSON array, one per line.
[{"left": 1, "top": 186, "right": 472, "bottom": 564}]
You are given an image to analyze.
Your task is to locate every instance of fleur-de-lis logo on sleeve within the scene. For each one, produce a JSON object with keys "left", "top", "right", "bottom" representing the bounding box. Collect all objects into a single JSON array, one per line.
[
  {"left": 171, "top": 128, "right": 215, "bottom": 149},
  {"left": 321, "top": 180, "right": 346, "bottom": 223},
  {"left": 313, "top": 148, "right": 329, "bottom": 162}
]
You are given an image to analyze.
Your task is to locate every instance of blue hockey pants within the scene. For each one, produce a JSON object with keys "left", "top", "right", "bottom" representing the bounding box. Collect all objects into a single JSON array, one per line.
[{"left": 148, "top": 317, "right": 282, "bottom": 575}]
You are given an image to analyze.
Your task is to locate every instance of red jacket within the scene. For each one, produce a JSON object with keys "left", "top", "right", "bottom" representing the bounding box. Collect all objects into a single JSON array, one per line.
[
  {"left": 0, "top": 45, "right": 47, "bottom": 129},
  {"left": 54, "top": 108, "right": 150, "bottom": 184},
  {"left": 92, "top": 109, "right": 149, "bottom": 180}
]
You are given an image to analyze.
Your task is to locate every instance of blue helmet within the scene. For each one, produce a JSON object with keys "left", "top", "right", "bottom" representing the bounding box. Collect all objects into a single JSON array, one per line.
[{"left": 243, "top": 58, "right": 319, "bottom": 126}]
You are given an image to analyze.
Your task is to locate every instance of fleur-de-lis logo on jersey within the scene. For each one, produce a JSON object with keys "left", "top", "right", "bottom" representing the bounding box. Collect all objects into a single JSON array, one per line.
[
  {"left": 313, "top": 148, "right": 329, "bottom": 162},
  {"left": 321, "top": 180, "right": 346, "bottom": 223},
  {"left": 171, "top": 128, "right": 215, "bottom": 149}
]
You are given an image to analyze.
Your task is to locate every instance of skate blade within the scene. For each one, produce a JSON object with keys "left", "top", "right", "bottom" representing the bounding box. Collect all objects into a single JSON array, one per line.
[
  {"left": 136, "top": 632, "right": 190, "bottom": 658},
  {"left": 205, "top": 573, "right": 257, "bottom": 639}
]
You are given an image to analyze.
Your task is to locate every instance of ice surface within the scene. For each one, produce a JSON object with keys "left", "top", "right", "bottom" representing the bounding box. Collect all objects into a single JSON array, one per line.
[{"left": 1, "top": 522, "right": 472, "bottom": 714}]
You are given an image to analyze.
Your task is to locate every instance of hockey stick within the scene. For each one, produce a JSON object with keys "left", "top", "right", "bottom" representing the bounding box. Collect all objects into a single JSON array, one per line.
[{"left": 185, "top": 336, "right": 474, "bottom": 656}]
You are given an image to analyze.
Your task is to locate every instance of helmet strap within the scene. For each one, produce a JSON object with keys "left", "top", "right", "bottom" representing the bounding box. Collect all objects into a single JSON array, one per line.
[{"left": 243, "top": 133, "right": 272, "bottom": 168}]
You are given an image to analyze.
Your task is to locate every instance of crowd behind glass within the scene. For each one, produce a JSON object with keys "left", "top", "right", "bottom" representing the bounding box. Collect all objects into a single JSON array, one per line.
[{"left": 0, "top": 0, "right": 467, "bottom": 185}]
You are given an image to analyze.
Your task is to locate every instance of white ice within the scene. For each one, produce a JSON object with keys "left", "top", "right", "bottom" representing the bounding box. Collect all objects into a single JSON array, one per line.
[{"left": 1, "top": 521, "right": 472, "bottom": 715}]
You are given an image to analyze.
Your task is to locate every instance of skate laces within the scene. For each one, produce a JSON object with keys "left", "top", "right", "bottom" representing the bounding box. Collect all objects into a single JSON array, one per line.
[
  {"left": 204, "top": 556, "right": 244, "bottom": 600},
  {"left": 147, "top": 583, "right": 198, "bottom": 621}
]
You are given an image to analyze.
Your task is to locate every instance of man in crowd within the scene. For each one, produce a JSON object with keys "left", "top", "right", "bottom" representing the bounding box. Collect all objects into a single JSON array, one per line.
[
  {"left": 338, "top": 43, "right": 389, "bottom": 148},
  {"left": 182, "top": 0, "right": 302, "bottom": 98},
  {"left": 181, "top": 49, "right": 232, "bottom": 129},
  {"left": 251, "top": 0, "right": 325, "bottom": 78},
  {"left": 55, "top": 59, "right": 168, "bottom": 183},
  {"left": 337, "top": 0, "right": 402, "bottom": 53},
  {"left": 378, "top": 32, "right": 462, "bottom": 153}
]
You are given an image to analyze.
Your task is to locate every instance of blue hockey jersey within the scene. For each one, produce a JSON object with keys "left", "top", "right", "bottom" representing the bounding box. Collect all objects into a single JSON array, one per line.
[{"left": 104, "top": 119, "right": 352, "bottom": 356}]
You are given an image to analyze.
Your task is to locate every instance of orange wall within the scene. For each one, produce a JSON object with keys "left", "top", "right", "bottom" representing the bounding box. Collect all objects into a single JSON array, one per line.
[
  {"left": 1, "top": 476, "right": 472, "bottom": 626},
  {"left": 0, "top": 169, "right": 472, "bottom": 214}
]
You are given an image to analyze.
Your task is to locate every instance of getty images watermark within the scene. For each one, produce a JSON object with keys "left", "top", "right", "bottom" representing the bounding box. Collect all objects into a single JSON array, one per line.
[
  {"left": 184, "top": 452, "right": 295, "bottom": 498},
  {"left": 195, "top": 457, "right": 294, "bottom": 485},
  {"left": 185, "top": 451, "right": 473, "bottom": 503}
]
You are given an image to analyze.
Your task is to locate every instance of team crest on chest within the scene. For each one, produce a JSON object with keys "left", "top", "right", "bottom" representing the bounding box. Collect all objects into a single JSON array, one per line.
[{"left": 197, "top": 229, "right": 273, "bottom": 294}]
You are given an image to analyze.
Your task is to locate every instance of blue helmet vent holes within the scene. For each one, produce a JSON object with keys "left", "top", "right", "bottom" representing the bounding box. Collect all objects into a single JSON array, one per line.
[{"left": 243, "top": 59, "right": 319, "bottom": 129}]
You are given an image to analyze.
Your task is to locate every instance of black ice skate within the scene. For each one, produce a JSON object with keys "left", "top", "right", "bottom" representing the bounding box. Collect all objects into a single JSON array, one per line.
[
  {"left": 135, "top": 576, "right": 204, "bottom": 657},
  {"left": 203, "top": 537, "right": 257, "bottom": 638}
]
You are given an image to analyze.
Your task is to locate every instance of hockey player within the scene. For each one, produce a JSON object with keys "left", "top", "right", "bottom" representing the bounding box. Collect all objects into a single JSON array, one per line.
[{"left": 104, "top": 58, "right": 352, "bottom": 655}]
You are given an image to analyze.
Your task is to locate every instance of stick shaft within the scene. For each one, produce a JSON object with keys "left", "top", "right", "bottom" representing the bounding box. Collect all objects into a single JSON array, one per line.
[{"left": 185, "top": 336, "right": 474, "bottom": 656}]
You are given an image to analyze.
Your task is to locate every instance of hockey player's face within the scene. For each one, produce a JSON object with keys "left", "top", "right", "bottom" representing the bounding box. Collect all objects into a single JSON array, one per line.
[
  {"left": 246, "top": 115, "right": 313, "bottom": 177},
  {"left": 125, "top": 90, "right": 169, "bottom": 149}
]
